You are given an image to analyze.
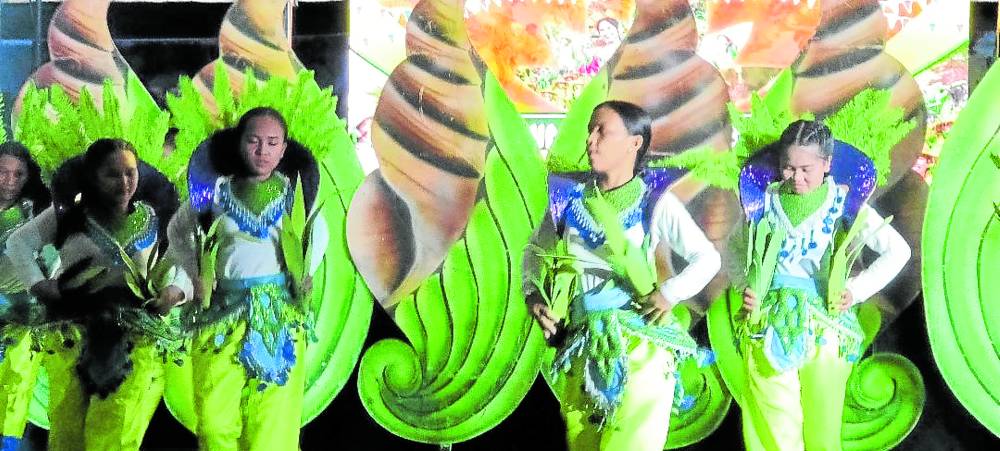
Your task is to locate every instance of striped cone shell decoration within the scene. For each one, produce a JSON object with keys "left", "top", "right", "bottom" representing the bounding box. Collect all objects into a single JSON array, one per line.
[
  {"left": 606, "top": 0, "right": 733, "bottom": 163},
  {"left": 193, "top": 0, "right": 305, "bottom": 110},
  {"left": 791, "top": 0, "right": 926, "bottom": 190},
  {"left": 606, "top": 0, "right": 737, "bottom": 309},
  {"left": 346, "top": 0, "right": 489, "bottom": 311},
  {"left": 14, "top": 0, "right": 132, "bottom": 115}
]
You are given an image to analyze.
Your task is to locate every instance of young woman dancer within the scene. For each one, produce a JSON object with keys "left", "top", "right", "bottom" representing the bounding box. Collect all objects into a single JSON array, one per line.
[
  {"left": 734, "top": 120, "right": 911, "bottom": 450},
  {"left": 167, "top": 107, "right": 326, "bottom": 450},
  {"left": 7, "top": 138, "right": 183, "bottom": 450},
  {"left": 527, "top": 101, "right": 720, "bottom": 451}
]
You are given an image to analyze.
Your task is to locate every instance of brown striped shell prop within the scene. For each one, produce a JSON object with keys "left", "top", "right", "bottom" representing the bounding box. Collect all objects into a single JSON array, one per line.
[
  {"left": 346, "top": 0, "right": 490, "bottom": 311},
  {"left": 13, "top": 0, "right": 135, "bottom": 116},
  {"left": 192, "top": 0, "right": 306, "bottom": 112}
]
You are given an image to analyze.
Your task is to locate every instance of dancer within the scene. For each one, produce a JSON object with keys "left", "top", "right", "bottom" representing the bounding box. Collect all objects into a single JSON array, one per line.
[
  {"left": 0, "top": 141, "right": 51, "bottom": 450},
  {"left": 167, "top": 107, "right": 326, "bottom": 450},
  {"left": 526, "top": 101, "right": 720, "bottom": 451},
  {"left": 733, "top": 120, "right": 911, "bottom": 451},
  {"left": 6, "top": 138, "right": 183, "bottom": 450}
]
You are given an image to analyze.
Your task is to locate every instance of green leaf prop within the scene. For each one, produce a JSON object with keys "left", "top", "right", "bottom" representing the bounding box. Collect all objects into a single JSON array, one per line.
[
  {"left": 162, "top": 65, "right": 371, "bottom": 427},
  {"left": 546, "top": 69, "right": 609, "bottom": 173},
  {"left": 357, "top": 71, "right": 548, "bottom": 444},
  {"left": 194, "top": 216, "right": 223, "bottom": 310},
  {"left": 744, "top": 218, "right": 787, "bottom": 327},
  {"left": 826, "top": 210, "right": 894, "bottom": 316},
  {"left": 922, "top": 60, "right": 1000, "bottom": 435}
]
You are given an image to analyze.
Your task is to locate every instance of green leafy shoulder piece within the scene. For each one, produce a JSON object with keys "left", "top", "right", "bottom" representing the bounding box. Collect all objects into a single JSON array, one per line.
[
  {"left": 14, "top": 73, "right": 170, "bottom": 183},
  {"left": 651, "top": 68, "right": 914, "bottom": 190}
]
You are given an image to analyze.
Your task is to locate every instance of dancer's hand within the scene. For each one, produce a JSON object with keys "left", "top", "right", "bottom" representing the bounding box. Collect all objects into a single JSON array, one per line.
[
  {"left": 528, "top": 300, "right": 560, "bottom": 340},
  {"left": 742, "top": 287, "right": 758, "bottom": 313},
  {"left": 152, "top": 285, "right": 185, "bottom": 315},
  {"left": 639, "top": 291, "right": 673, "bottom": 326},
  {"left": 833, "top": 290, "right": 854, "bottom": 312}
]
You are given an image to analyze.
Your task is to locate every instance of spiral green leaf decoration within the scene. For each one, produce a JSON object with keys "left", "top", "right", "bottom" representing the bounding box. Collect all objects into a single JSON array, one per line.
[
  {"left": 842, "top": 353, "right": 925, "bottom": 450},
  {"left": 162, "top": 65, "right": 372, "bottom": 427},
  {"left": 922, "top": 60, "right": 1000, "bottom": 436},
  {"left": 356, "top": 71, "right": 548, "bottom": 444},
  {"left": 664, "top": 359, "right": 732, "bottom": 449}
]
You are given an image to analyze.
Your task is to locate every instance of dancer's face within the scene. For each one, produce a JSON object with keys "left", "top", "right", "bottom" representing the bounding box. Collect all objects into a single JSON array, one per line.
[
  {"left": 780, "top": 144, "right": 831, "bottom": 194},
  {"left": 0, "top": 155, "right": 28, "bottom": 204},
  {"left": 239, "top": 115, "right": 287, "bottom": 181},
  {"left": 94, "top": 150, "right": 139, "bottom": 210},
  {"left": 586, "top": 106, "right": 642, "bottom": 177}
]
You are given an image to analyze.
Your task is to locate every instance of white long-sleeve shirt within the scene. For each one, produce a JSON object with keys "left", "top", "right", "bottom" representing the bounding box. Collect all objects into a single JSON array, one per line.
[
  {"left": 727, "top": 177, "right": 910, "bottom": 304},
  {"left": 166, "top": 176, "right": 328, "bottom": 300},
  {"left": 528, "top": 184, "right": 721, "bottom": 306},
  {"left": 6, "top": 205, "right": 158, "bottom": 292}
]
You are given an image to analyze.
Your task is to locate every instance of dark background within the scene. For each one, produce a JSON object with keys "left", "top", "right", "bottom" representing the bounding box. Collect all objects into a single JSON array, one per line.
[{"left": 2, "top": 0, "right": 999, "bottom": 449}]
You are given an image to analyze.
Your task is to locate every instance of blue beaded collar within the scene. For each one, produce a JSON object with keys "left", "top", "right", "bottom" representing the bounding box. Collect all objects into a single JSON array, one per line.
[
  {"left": 85, "top": 201, "right": 158, "bottom": 267},
  {"left": 217, "top": 174, "right": 292, "bottom": 240},
  {"left": 564, "top": 181, "right": 648, "bottom": 249}
]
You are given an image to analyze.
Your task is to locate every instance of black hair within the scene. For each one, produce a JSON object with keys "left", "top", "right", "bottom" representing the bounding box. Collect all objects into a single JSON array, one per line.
[
  {"left": 212, "top": 107, "right": 292, "bottom": 180},
  {"left": 0, "top": 140, "right": 51, "bottom": 214},
  {"left": 779, "top": 120, "right": 834, "bottom": 159},
  {"left": 591, "top": 100, "right": 653, "bottom": 174},
  {"left": 52, "top": 138, "right": 178, "bottom": 250},
  {"left": 195, "top": 110, "right": 318, "bottom": 230}
]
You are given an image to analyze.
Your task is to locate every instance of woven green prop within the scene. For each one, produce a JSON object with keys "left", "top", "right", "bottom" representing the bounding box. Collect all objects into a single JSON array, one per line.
[
  {"left": 162, "top": 63, "right": 372, "bottom": 427},
  {"left": 922, "top": 61, "right": 1000, "bottom": 436},
  {"left": 700, "top": 75, "right": 925, "bottom": 450}
]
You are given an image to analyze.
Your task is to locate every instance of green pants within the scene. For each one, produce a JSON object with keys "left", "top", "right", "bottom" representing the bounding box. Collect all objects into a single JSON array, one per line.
[
  {"left": 192, "top": 321, "right": 305, "bottom": 451},
  {"left": 741, "top": 330, "right": 853, "bottom": 451},
  {"left": 0, "top": 329, "right": 41, "bottom": 442},
  {"left": 44, "top": 331, "right": 164, "bottom": 451},
  {"left": 561, "top": 336, "right": 677, "bottom": 451}
]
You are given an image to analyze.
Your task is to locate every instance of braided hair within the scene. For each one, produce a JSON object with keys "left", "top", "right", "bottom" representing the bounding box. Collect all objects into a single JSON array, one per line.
[{"left": 778, "top": 119, "right": 834, "bottom": 159}]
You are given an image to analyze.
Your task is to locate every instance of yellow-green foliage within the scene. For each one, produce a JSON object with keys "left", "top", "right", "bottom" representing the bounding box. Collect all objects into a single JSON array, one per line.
[
  {"left": 13, "top": 74, "right": 170, "bottom": 183},
  {"left": 167, "top": 62, "right": 352, "bottom": 199}
]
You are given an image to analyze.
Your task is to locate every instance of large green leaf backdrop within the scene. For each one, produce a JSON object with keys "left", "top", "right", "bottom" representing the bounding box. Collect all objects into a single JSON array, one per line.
[{"left": 921, "top": 58, "right": 1000, "bottom": 437}]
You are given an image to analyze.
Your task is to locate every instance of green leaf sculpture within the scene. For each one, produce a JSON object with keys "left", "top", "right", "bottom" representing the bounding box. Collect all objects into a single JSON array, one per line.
[
  {"left": 356, "top": 70, "right": 549, "bottom": 444},
  {"left": 921, "top": 58, "right": 1000, "bottom": 435}
]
